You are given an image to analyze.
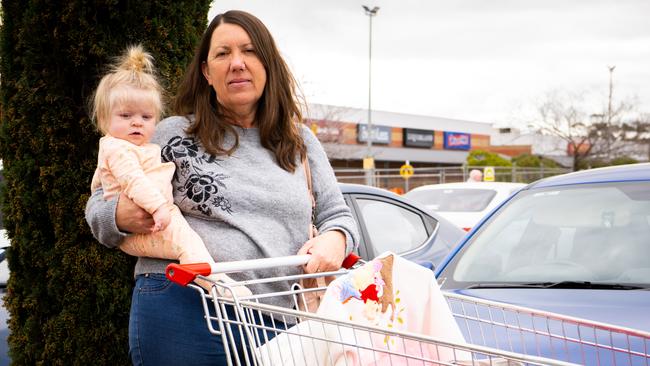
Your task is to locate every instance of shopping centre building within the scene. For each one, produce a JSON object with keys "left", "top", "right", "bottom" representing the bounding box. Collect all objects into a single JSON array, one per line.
[{"left": 305, "top": 103, "right": 508, "bottom": 170}]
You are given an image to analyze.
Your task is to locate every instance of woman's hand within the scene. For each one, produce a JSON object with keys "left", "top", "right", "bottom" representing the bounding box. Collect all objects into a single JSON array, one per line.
[
  {"left": 298, "top": 230, "right": 346, "bottom": 274},
  {"left": 116, "top": 192, "right": 155, "bottom": 234}
]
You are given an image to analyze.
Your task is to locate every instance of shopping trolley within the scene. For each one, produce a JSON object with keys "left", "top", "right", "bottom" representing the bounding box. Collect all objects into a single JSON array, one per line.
[{"left": 166, "top": 255, "right": 648, "bottom": 366}]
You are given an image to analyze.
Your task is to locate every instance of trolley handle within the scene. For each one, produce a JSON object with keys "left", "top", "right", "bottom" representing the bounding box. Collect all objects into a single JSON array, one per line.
[
  {"left": 341, "top": 252, "right": 361, "bottom": 269},
  {"left": 166, "top": 253, "right": 361, "bottom": 286}
]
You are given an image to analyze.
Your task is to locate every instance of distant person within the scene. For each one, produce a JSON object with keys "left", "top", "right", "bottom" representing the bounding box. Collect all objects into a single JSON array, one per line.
[
  {"left": 89, "top": 45, "right": 248, "bottom": 295},
  {"left": 467, "top": 169, "right": 483, "bottom": 182}
]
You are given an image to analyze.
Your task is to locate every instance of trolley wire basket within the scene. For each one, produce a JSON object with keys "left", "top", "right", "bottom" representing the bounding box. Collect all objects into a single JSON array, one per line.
[
  {"left": 166, "top": 255, "right": 648, "bottom": 366},
  {"left": 444, "top": 292, "right": 650, "bottom": 366}
]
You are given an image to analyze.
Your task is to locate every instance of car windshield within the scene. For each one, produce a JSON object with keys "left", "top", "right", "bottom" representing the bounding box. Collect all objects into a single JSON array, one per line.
[
  {"left": 452, "top": 182, "right": 650, "bottom": 285},
  {"left": 407, "top": 188, "right": 496, "bottom": 212}
]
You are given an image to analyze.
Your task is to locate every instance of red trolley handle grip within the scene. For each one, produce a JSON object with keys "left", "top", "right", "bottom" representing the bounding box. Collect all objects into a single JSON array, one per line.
[
  {"left": 341, "top": 252, "right": 361, "bottom": 269},
  {"left": 166, "top": 262, "right": 211, "bottom": 286}
]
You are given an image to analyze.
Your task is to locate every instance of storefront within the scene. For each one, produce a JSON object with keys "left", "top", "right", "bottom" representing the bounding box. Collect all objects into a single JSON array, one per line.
[{"left": 305, "top": 103, "right": 493, "bottom": 169}]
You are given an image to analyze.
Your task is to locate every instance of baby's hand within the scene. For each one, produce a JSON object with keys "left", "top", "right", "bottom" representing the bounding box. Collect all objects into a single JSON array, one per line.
[{"left": 152, "top": 204, "right": 172, "bottom": 232}]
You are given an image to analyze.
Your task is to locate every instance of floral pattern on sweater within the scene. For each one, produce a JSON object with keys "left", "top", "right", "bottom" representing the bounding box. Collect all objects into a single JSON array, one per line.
[{"left": 161, "top": 136, "right": 233, "bottom": 216}]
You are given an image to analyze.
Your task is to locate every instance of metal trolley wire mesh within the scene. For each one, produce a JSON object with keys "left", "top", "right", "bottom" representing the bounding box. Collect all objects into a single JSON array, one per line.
[
  {"left": 189, "top": 277, "right": 577, "bottom": 366},
  {"left": 444, "top": 293, "right": 650, "bottom": 366},
  {"left": 166, "top": 257, "right": 649, "bottom": 366}
]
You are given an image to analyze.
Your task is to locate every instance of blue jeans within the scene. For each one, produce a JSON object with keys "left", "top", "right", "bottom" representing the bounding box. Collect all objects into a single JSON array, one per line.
[{"left": 129, "top": 273, "right": 284, "bottom": 366}]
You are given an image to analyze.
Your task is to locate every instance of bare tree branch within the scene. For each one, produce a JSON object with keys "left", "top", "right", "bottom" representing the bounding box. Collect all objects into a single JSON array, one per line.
[{"left": 529, "top": 76, "right": 648, "bottom": 169}]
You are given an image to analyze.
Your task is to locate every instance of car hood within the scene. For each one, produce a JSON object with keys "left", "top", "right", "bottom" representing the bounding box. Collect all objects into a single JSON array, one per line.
[{"left": 446, "top": 288, "right": 650, "bottom": 333}]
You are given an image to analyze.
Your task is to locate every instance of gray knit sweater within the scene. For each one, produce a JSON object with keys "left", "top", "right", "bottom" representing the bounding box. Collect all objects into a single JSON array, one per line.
[{"left": 85, "top": 115, "right": 359, "bottom": 308}]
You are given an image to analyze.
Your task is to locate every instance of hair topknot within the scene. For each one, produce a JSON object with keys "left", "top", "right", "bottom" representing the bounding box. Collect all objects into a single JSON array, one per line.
[
  {"left": 116, "top": 44, "right": 155, "bottom": 75},
  {"left": 91, "top": 44, "right": 164, "bottom": 134}
]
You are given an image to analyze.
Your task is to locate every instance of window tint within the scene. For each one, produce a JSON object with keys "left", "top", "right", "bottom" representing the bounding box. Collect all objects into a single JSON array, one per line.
[
  {"left": 356, "top": 198, "right": 428, "bottom": 254},
  {"left": 406, "top": 189, "right": 497, "bottom": 212}
]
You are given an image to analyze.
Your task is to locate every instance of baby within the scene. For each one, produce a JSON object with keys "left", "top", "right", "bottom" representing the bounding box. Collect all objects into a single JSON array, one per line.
[{"left": 90, "top": 45, "right": 250, "bottom": 296}]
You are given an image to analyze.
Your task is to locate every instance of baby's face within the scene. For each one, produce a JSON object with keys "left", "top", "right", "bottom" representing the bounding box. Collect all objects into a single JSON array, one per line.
[{"left": 108, "top": 100, "right": 157, "bottom": 146}]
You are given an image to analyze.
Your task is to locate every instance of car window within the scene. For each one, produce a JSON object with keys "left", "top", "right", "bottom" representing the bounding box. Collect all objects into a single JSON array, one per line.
[
  {"left": 406, "top": 189, "right": 497, "bottom": 212},
  {"left": 0, "top": 231, "right": 7, "bottom": 249},
  {"left": 451, "top": 182, "right": 650, "bottom": 285},
  {"left": 355, "top": 198, "right": 428, "bottom": 254},
  {"left": 0, "top": 247, "right": 7, "bottom": 287}
]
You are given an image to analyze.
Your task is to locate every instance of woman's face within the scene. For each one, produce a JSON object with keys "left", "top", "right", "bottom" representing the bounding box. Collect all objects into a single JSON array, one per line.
[{"left": 202, "top": 23, "right": 267, "bottom": 117}]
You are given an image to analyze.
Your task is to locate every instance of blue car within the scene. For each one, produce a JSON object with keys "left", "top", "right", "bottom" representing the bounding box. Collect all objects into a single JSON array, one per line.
[{"left": 436, "top": 163, "right": 650, "bottom": 364}]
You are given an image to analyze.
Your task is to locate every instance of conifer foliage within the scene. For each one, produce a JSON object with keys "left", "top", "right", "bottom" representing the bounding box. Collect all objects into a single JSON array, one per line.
[{"left": 0, "top": 1, "right": 210, "bottom": 363}]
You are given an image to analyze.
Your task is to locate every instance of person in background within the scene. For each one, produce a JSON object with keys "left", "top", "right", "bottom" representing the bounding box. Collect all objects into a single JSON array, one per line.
[
  {"left": 85, "top": 10, "right": 359, "bottom": 365},
  {"left": 89, "top": 44, "right": 248, "bottom": 296},
  {"left": 467, "top": 169, "right": 483, "bottom": 182}
]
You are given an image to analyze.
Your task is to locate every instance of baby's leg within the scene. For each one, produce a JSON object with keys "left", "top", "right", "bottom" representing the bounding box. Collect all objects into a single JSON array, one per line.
[
  {"left": 119, "top": 206, "right": 215, "bottom": 263},
  {"left": 120, "top": 233, "right": 171, "bottom": 259},
  {"left": 164, "top": 206, "right": 251, "bottom": 297},
  {"left": 119, "top": 206, "right": 250, "bottom": 296}
]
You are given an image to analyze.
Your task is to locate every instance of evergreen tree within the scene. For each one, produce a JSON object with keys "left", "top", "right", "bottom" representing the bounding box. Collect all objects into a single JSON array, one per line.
[
  {"left": 467, "top": 150, "right": 512, "bottom": 167},
  {"left": 512, "top": 153, "right": 560, "bottom": 168},
  {"left": 0, "top": 1, "right": 211, "bottom": 363}
]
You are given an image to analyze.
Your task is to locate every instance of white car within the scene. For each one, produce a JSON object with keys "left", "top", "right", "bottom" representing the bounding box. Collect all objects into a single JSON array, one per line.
[
  {"left": 0, "top": 230, "right": 8, "bottom": 285},
  {"left": 405, "top": 182, "right": 526, "bottom": 231}
]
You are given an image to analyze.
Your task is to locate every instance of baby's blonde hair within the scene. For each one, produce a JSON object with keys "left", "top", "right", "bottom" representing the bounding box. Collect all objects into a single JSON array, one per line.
[{"left": 92, "top": 45, "right": 164, "bottom": 134}]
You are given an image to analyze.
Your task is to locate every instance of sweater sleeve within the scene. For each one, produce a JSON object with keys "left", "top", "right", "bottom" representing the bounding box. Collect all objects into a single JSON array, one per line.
[
  {"left": 302, "top": 125, "right": 360, "bottom": 255},
  {"left": 85, "top": 188, "right": 129, "bottom": 249}
]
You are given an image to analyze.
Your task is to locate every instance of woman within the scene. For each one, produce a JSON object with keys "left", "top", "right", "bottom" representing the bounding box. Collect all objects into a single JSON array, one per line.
[{"left": 85, "top": 10, "right": 359, "bottom": 365}]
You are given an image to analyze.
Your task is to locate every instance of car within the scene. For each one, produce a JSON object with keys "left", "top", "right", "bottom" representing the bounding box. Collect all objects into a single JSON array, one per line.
[
  {"left": 339, "top": 183, "right": 465, "bottom": 270},
  {"left": 436, "top": 163, "right": 650, "bottom": 335},
  {"left": 0, "top": 230, "right": 8, "bottom": 284},
  {"left": 405, "top": 181, "right": 526, "bottom": 231},
  {"left": 0, "top": 229, "right": 9, "bottom": 365}
]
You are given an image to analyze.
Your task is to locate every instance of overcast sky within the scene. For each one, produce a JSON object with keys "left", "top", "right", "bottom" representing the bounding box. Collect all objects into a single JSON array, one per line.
[{"left": 208, "top": 1, "right": 650, "bottom": 127}]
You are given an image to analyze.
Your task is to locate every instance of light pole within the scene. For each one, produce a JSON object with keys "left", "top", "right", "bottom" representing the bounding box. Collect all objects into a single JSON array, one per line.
[
  {"left": 607, "top": 65, "right": 615, "bottom": 125},
  {"left": 589, "top": 65, "right": 616, "bottom": 161},
  {"left": 606, "top": 65, "right": 615, "bottom": 159},
  {"left": 362, "top": 5, "right": 379, "bottom": 186}
]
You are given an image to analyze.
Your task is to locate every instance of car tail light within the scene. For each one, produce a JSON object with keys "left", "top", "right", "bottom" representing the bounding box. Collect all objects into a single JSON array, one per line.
[{"left": 463, "top": 227, "right": 471, "bottom": 232}]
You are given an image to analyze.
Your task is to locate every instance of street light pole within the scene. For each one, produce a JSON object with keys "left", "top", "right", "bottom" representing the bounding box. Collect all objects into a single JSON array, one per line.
[
  {"left": 606, "top": 65, "right": 615, "bottom": 159},
  {"left": 363, "top": 5, "right": 379, "bottom": 186},
  {"left": 607, "top": 65, "right": 615, "bottom": 124}
]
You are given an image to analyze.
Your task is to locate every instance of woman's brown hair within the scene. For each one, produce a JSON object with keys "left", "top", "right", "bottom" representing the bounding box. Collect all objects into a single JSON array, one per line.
[{"left": 174, "top": 10, "right": 306, "bottom": 172}]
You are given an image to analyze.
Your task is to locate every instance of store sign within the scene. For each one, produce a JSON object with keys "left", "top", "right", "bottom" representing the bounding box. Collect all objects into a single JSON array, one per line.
[
  {"left": 313, "top": 125, "right": 341, "bottom": 139},
  {"left": 483, "top": 166, "right": 495, "bottom": 182},
  {"left": 443, "top": 131, "right": 471, "bottom": 150},
  {"left": 403, "top": 128, "right": 434, "bottom": 148},
  {"left": 400, "top": 163, "right": 414, "bottom": 179},
  {"left": 357, "top": 124, "right": 392, "bottom": 145}
]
